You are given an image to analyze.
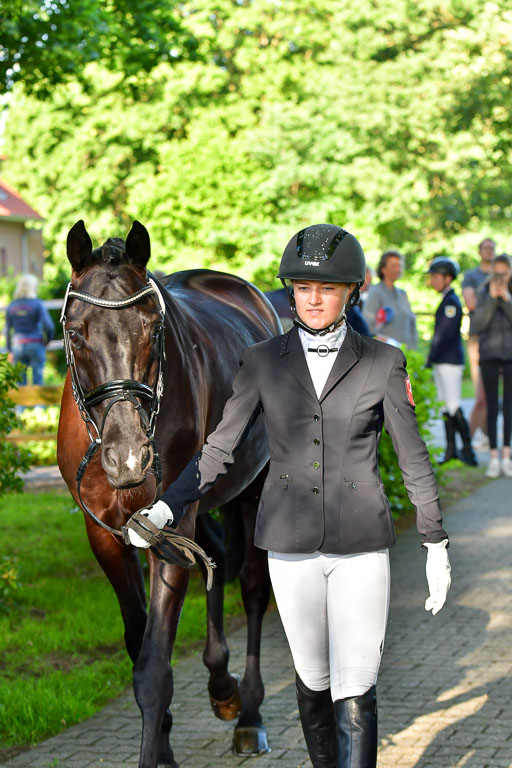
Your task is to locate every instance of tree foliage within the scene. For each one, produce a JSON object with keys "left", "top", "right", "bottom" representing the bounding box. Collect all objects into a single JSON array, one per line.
[
  {"left": 0, "top": 0, "right": 199, "bottom": 96},
  {"left": 2, "top": 0, "right": 512, "bottom": 285}
]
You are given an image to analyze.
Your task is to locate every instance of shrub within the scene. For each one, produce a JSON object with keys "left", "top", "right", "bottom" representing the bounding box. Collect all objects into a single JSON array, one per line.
[
  {"left": 18, "top": 406, "right": 59, "bottom": 465},
  {"left": 0, "top": 355, "right": 31, "bottom": 493},
  {"left": 378, "top": 347, "right": 444, "bottom": 517}
]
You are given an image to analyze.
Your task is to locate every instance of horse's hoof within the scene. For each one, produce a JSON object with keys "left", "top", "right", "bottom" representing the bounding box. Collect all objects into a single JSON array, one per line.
[
  {"left": 232, "top": 725, "right": 271, "bottom": 755},
  {"left": 209, "top": 674, "right": 241, "bottom": 721}
]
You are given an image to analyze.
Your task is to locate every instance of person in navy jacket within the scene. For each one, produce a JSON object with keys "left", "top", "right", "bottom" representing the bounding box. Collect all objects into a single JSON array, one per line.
[{"left": 427, "top": 257, "right": 477, "bottom": 465}]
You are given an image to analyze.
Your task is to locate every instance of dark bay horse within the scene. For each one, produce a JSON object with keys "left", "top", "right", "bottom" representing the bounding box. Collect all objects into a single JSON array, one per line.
[{"left": 57, "top": 220, "right": 281, "bottom": 768}]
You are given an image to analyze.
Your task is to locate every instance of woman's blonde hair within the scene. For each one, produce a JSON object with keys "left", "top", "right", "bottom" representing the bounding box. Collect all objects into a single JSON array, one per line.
[{"left": 14, "top": 273, "right": 39, "bottom": 300}]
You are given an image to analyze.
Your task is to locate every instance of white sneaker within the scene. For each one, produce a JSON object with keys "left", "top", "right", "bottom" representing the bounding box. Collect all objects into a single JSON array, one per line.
[
  {"left": 473, "top": 428, "right": 490, "bottom": 451},
  {"left": 501, "top": 457, "right": 512, "bottom": 478},
  {"left": 486, "top": 457, "right": 501, "bottom": 478}
]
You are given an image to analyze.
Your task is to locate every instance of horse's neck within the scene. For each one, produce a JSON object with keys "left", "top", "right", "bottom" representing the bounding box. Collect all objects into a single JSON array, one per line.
[{"left": 163, "top": 292, "right": 203, "bottom": 373}]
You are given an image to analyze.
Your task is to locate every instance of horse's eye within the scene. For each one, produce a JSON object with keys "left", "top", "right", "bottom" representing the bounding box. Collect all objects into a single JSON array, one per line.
[{"left": 67, "top": 328, "right": 83, "bottom": 347}]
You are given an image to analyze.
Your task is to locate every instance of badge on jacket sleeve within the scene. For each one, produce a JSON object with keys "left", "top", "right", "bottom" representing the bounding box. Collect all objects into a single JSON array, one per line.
[
  {"left": 444, "top": 305, "right": 456, "bottom": 318},
  {"left": 405, "top": 375, "right": 416, "bottom": 406}
]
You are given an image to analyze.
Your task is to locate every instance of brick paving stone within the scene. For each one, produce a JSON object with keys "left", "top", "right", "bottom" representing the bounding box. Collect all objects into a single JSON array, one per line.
[{"left": 5, "top": 478, "right": 512, "bottom": 767}]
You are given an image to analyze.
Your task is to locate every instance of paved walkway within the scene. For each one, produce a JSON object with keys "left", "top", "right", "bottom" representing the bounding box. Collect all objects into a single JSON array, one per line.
[{"left": 5, "top": 472, "right": 512, "bottom": 767}]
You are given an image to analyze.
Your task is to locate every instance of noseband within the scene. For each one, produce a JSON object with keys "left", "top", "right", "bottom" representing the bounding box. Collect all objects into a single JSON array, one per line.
[{"left": 60, "top": 277, "right": 166, "bottom": 537}]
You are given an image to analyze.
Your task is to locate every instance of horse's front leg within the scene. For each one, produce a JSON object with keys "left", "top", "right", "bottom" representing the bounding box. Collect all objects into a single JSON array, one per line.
[
  {"left": 85, "top": 520, "right": 147, "bottom": 663},
  {"left": 233, "top": 493, "right": 271, "bottom": 755},
  {"left": 133, "top": 557, "right": 190, "bottom": 768},
  {"left": 195, "top": 513, "right": 243, "bottom": 719}
]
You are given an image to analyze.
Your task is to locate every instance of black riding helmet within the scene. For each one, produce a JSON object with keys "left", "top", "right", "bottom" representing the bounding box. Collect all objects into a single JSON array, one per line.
[
  {"left": 426, "top": 257, "right": 460, "bottom": 280},
  {"left": 277, "top": 224, "right": 366, "bottom": 335}
]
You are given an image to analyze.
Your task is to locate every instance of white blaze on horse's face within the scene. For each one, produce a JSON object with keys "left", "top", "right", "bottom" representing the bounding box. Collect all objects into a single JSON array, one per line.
[{"left": 125, "top": 448, "right": 139, "bottom": 472}]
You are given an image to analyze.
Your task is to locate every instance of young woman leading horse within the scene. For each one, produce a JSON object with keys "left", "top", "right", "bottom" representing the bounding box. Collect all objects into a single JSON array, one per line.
[
  {"left": 57, "top": 220, "right": 281, "bottom": 768},
  {"left": 143, "top": 224, "right": 451, "bottom": 768}
]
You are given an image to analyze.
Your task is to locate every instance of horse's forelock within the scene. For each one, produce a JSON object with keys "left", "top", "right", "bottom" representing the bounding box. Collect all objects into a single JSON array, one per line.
[{"left": 92, "top": 238, "right": 126, "bottom": 266}]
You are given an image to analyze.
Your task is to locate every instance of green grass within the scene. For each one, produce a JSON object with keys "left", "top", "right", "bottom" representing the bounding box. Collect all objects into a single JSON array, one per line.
[
  {"left": 0, "top": 491, "right": 246, "bottom": 750},
  {"left": 461, "top": 377, "right": 476, "bottom": 400}
]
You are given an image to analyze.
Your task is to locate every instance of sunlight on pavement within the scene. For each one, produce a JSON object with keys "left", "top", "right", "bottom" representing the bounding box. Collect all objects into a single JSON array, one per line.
[{"left": 378, "top": 695, "right": 487, "bottom": 767}]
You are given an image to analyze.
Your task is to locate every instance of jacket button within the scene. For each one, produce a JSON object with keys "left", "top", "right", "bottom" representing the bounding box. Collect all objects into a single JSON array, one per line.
[
  {"left": 313, "top": 462, "right": 320, "bottom": 469},
  {"left": 313, "top": 413, "right": 320, "bottom": 421},
  {"left": 313, "top": 438, "right": 320, "bottom": 445},
  {"left": 312, "top": 486, "right": 319, "bottom": 494}
]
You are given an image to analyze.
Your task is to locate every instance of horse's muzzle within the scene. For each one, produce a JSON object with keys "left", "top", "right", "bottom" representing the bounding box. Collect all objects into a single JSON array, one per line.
[{"left": 102, "top": 441, "right": 154, "bottom": 489}]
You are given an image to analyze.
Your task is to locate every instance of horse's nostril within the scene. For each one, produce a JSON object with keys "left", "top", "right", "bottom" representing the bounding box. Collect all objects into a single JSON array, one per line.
[
  {"left": 141, "top": 444, "right": 153, "bottom": 471},
  {"left": 102, "top": 447, "right": 119, "bottom": 473}
]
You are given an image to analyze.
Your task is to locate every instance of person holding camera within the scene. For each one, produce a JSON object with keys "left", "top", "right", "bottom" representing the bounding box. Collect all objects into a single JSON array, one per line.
[
  {"left": 462, "top": 238, "right": 495, "bottom": 447},
  {"left": 471, "top": 254, "right": 512, "bottom": 477}
]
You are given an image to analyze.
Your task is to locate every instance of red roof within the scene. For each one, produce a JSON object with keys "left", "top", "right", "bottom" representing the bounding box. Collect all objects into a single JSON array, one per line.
[{"left": 0, "top": 177, "right": 43, "bottom": 221}]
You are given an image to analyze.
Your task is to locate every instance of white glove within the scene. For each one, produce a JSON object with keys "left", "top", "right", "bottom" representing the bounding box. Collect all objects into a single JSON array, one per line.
[
  {"left": 127, "top": 500, "right": 173, "bottom": 548},
  {"left": 424, "top": 539, "right": 451, "bottom": 615}
]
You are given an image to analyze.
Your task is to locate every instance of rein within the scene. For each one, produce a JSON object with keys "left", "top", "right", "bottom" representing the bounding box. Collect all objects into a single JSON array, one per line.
[{"left": 61, "top": 276, "right": 216, "bottom": 587}]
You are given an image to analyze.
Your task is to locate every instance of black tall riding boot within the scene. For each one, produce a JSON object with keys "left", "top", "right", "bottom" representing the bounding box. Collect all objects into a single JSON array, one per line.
[
  {"left": 296, "top": 674, "right": 336, "bottom": 767},
  {"left": 453, "top": 407, "right": 478, "bottom": 466},
  {"left": 441, "top": 412, "right": 459, "bottom": 463},
  {"left": 334, "top": 686, "right": 377, "bottom": 768}
]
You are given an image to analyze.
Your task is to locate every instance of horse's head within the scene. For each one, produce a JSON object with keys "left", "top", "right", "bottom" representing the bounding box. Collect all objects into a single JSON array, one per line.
[{"left": 63, "top": 220, "right": 165, "bottom": 490}]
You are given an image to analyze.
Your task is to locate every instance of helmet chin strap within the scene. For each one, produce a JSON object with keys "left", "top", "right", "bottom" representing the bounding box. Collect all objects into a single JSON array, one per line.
[{"left": 292, "top": 308, "right": 347, "bottom": 336}]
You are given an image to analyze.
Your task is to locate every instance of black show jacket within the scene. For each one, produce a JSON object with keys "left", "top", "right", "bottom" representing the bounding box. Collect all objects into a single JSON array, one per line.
[{"left": 163, "top": 325, "right": 447, "bottom": 554}]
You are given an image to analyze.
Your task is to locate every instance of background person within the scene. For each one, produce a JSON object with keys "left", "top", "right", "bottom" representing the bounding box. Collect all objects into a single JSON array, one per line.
[
  {"left": 472, "top": 254, "right": 512, "bottom": 478},
  {"left": 131, "top": 225, "right": 450, "bottom": 768},
  {"left": 363, "top": 250, "right": 417, "bottom": 348},
  {"left": 5, "top": 273, "right": 55, "bottom": 385},
  {"left": 426, "top": 257, "right": 477, "bottom": 466},
  {"left": 461, "top": 238, "right": 495, "bottom": 447}
]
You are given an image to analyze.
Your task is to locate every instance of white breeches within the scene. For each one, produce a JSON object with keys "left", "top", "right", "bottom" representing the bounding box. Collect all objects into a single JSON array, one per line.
[
  {"left": 268, "top": 549, "right": 390, "bottom": 701},
  {"left": 433, "top": 363, "right": 463, "bottom": 416}
]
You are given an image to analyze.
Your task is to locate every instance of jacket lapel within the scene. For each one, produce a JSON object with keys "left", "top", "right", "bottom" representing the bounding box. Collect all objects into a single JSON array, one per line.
[
  {"left": 279, "top": 327, "right": 318, "bottom": 402},
  {"left": 319, "top": 324, "right": 361, "bottom": 401}
]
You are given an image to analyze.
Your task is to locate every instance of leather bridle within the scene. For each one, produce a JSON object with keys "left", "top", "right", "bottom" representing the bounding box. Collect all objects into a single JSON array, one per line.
[
  {"left": 60, "top": 277, "right": 166, "bottom": 538},
  {"left": 60, "top": 274, "right": 216, "bottom": 587}
]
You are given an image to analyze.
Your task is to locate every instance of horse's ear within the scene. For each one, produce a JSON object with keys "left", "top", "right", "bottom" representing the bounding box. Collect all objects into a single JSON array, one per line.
[
  {"left": 67, "top": 221, "right": 93, "bottom": 273},
  {"left": 125, "top": 221, "right": 151, "bottom": 270}
]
